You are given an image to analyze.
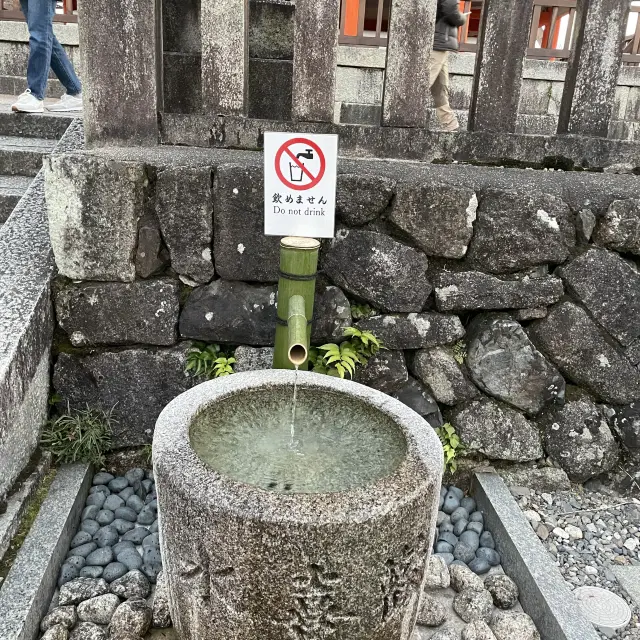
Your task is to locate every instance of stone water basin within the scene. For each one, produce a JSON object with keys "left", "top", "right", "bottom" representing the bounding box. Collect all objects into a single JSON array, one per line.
[{"left": 153, "top": 370, "right": 443, "bottom": 640}]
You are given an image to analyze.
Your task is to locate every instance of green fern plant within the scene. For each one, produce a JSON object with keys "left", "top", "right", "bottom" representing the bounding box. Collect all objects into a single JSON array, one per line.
[
  {"left": 41, "top": 405, "right": 114, "bottom": 467},
  {"left": 309, "top": 327, "right": 383, "bottom": 379},
  {"left": 185, "top": 342, "right": 236, "bottom": 379},
  {"left": 350, "top": 303, "right": 378, "bottom": 320},
  {"left": 435, "top": 423, "right": 464, "bottom": 474},
  {"left": 452, "top": 340, "right": 467, "bottom": 365}
]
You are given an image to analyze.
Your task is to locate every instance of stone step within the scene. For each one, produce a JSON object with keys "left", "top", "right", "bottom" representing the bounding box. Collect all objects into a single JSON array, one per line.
[
  {"left": 0, "top": 135, "right": 56, "bottom": 177},
  {"left": 0, "top": 95, "right": 75, "bottom": 140},
  {"left": 0, "top": 174, "right": 32, "bottom": 223}
]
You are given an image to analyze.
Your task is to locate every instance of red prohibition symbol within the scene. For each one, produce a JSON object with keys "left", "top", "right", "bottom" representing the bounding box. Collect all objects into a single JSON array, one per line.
[{"left": 275, "top": 137, "right": 326, "bottom": 191}]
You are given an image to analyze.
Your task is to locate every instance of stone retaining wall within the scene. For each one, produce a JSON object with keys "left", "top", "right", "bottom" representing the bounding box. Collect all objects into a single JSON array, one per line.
[{"left": 44, "top": 146, "right": 640, "bottom": 484}]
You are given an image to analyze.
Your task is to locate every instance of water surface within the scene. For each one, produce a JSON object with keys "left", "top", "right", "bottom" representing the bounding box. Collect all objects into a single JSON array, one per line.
[{"left": 190, "top": 387, "right": 407, "bottom": 494}]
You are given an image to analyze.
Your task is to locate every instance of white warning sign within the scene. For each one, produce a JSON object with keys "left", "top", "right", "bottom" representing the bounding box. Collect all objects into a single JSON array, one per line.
[{"left": 264, "top": 132, "right": 337, "bottom": 238}]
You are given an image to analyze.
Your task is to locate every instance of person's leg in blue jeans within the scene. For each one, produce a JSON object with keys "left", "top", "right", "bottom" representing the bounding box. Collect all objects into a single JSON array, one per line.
[{"left": 13, "top": 0, "right": 82, "bottom": 112}]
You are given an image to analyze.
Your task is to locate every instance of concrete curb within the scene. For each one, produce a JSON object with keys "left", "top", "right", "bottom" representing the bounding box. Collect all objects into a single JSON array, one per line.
[
  {"left": 0, "top": 464, "right": 92, "bottom": 640},
  {"left": 472, "top": 471, "right": 599, "bottom": 640},
  {"left": 0, "top": 452, "right": 52, "bottom": 561}
]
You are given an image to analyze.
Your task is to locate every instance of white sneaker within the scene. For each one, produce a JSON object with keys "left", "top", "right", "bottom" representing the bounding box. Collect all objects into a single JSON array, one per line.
[
  {"left": 47, "top": 93, "right": 83, "bottom": 112},
  {"left": 11, "top": 89, "right": 44, "bottom": 113}
]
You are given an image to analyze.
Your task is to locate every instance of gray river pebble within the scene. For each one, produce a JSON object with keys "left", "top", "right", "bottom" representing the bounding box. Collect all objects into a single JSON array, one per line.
[
  {"left": 103, "top": 494, "right": 124, "bottom": 511},
  {"left": 95, "top": 510, "right": 115, "bottom": 526},
  {"left": 115, "top": 506, "right": 138, "bottom": 523},
  {"left": 123, "top": 527, "right": 150, "bottom": 544},
  {"left": 85, "top": 547, "right": 114, "bottom": 567},
  {"left": 108, "top": 477, "right": 129, "bottom": 492},
  {"left": 80, "top": 520, "right": 101, "bottom": 536},
  {"left": 92, "top": 473, "right": 114, "bottom": 486},
  {"left": 85, "top": 492, "right": 106, "bottom": 510},
  {"left": 102, "top": 562, "right": 128, "bottom": 583},
  {"left": 93, "top": 526, "right": 118, "bottom": 548},
  {"left": 111, "top": 519, "right": 135, "bottom": 535}
]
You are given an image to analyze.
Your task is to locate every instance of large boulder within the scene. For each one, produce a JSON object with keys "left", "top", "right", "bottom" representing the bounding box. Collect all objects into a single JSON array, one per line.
[
  {"left": 392, "top": 377, "right": 444, "bottom": 428},
  {"left": 450, "top": 399, "right": 544, "bottom": 462},
  {"left": 434, "top": 271, "right": 564, "bottom": 313},
  {"left": 311, "top": 285, "right": 352, "bottom": 344},
  {"left": 355, "top": 313, "right": 464, "bottom": 350},
  {"left": 559, "top": 249, "right": 640, "bottom": 347},
  {"left": 55, "top": 279, "right": 180, "bottom": 347},
  {"left": 156, "top": 166, "right": 215, "bottom": 284},
  {"left": 336, "top": 173, "right": 395, "bottom": 226},
  {"left": 410, "top": 347, "right": 478, "bottom": 406},
  {"left": 538, "top": 391, "right": 619, "bottom": 482},
  {"left": 45, "top": 153, "right": 146, "bottom": 282},
  {"left": 528, "top": 302, "right": 640, "bottom": 404},
  {"left": 466, "top": 190, "right": 575, "bottom": 274},
  {"left": 179, "top": 280, "right": 277, "bottom": 346},
  {"left": 466, "top": 314, "right": 565, "bottom": 416},
  {"left": 322, "top": 229, "right": 431, "bottom": 312},
  {"left": 354, "top": 350, "right": 408, "bottom": 394},
  {"left": 53, "top": 346, "right": 195, "bottom": 447},
  {"left": 213, "top": 164, "right": 280, "bottom": 282},
  {"left": 388, "top": 184, "right": 477, "bottom": 258},
  {"left": 593, "top": 199, "right": 640, "bottom": 255}
]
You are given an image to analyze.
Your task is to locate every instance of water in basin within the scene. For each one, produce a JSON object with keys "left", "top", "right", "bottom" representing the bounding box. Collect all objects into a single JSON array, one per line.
[{"left": 190, "top": 386, "right": 407, "bottom": 494}]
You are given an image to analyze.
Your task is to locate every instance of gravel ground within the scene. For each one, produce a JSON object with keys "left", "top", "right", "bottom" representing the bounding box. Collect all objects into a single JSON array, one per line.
[{"left": 514, "top": 483, "right": 640, "bottom": 639}]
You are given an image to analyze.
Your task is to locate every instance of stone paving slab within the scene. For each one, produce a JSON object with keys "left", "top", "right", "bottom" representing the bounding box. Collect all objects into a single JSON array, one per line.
[
  {"left": 0, "top": 452, "right": 52, "bottom": 562},
  {"left": 473, "top": 471, "right": 600, "bottom": 640},
  {"left": 0, "top": 464, "right": 92, "bottom": 640},
  {"left": 614, "top": 567, "right": 640, "bottom": 610}
]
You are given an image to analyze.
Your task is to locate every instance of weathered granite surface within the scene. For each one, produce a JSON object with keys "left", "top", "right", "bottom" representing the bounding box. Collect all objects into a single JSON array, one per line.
[
  {"left": 154, "top": 371, "right": 443, "bottom": 640},
  {"left": 55, "top": 279, "right": 180, "bottom": 347},
  {"left": 45, "top": 153, "right": 145, "bottom": 282},
  {"left": 0, "top": 119, "right": 83, "bottom": 501},
  {"left": 0, "top": 465, "right": 92, "bottom": 640}
]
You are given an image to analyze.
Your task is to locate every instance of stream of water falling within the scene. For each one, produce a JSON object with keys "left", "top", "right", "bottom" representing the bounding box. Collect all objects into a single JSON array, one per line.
[{"left": 290, "top": 365, "right": 299, "bottom": 447}]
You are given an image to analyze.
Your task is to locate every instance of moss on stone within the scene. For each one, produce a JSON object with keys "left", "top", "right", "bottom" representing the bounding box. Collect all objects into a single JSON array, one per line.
[{"left": 0, "top": 468, "right": 57, "bottom": 582}]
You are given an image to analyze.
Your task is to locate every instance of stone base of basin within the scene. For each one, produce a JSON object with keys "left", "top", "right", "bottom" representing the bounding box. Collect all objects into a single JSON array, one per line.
[{"left": 153, "top": 371, "right": 443, "bottom": 640}]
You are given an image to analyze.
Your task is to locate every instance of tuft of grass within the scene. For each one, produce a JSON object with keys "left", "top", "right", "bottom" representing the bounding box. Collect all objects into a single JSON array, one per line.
[
  {"left": 0, "top": 468, "right": 57, "bottom": 582},
  {"left": 142, "top": 444, "right": 153, "bottom": 468},
  {"left": 41, "top": 405, "right": 114, "bottom": 467}
]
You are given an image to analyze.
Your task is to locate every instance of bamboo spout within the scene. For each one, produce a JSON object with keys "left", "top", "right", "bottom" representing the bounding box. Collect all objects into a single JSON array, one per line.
[
  {"left": 287, "top": 295, "right": 308, "bottom": 366},
  {"left": 273, "top": 237, "right": 320, "bottom": 370}
]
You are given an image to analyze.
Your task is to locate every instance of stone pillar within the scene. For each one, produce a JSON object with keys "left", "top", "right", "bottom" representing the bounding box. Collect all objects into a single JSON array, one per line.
[
  {"left": 292, "top": 0, "right": 341, "bottom": 122},
  {"left": 79, "top": 0, "right": 159, "bottom": 146},
  {"left": 557, "top": 0, "right": 628, "bottom": 137},
  {"left": 382, "top": 0, "right": 437, "bottom": 128},
  {"left": 201, "top": 0, "right": 248, "bottom": 116},
  {"left": 468, "top": 0, "right": 534, "bottom": 133}
]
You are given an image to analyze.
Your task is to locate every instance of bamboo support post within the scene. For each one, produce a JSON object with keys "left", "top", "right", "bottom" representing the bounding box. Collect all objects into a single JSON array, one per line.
[{"left": 273, "top": 237, "right": 321, "bottom": 370}]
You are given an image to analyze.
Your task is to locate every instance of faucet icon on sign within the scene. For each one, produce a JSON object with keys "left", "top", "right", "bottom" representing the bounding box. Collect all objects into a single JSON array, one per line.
[{"left": 290, "top": 149, "right": 314, "bottom": 182}]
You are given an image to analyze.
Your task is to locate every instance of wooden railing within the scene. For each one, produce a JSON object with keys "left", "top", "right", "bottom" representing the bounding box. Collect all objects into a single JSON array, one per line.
[
  {"left": 0, "top": 0, "right": 77, "bottom": 23},
  {"left": 340, "top": 0, "right": 639, "bottom": 65}
]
